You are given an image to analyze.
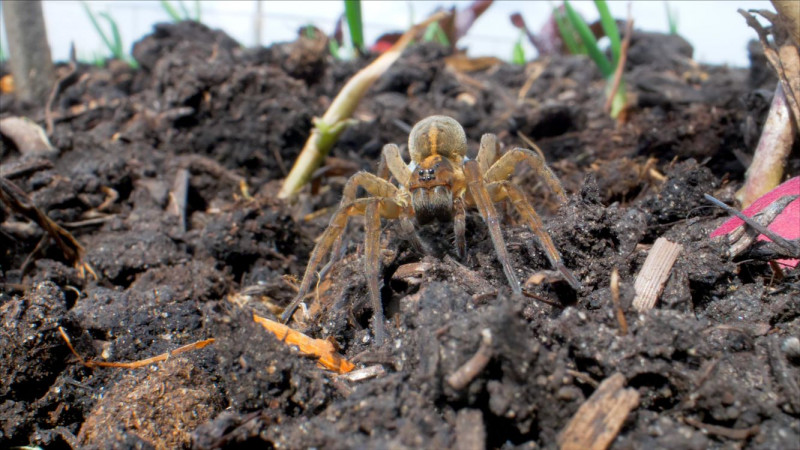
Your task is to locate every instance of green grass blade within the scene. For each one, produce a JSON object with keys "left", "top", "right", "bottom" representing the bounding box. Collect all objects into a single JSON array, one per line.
[
  {"left": 594, "top": 0, "right": 620, "bottom": 64},
  {"left": 423, "top": 22, "right": 451, "bottom": 47},
  {"left": 98, "top": 12, "right": 123, "bottom": 59},
  {"left": 81, "top": 2, "right": 116, "bottom": 58},
  {"left": 178, "top": 0, "right": 192, "bottom": 20},
  {"left": 194, "top": 0, "right": 202, "bottom": 22},
  {"left": 564, "top": 0, "right": 613, "bottom": 77},
  {"left": 160, "top": 1, "right": 183, "bottom": 22},
  {"left": 664, "top": 1, "right": 678, "bottom": 35},
  {"left": 512, "top": 35, "right": 526, "bottom": 65},
  {"left": 344, "top": 0, "right": 364, "bottom": 53},
  {"left": 553, "top": 7, "right": 583, "bottom": 55}
]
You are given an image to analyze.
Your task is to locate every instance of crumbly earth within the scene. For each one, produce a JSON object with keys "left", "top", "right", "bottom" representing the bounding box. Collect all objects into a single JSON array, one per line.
[{"left": 1, "top": 21, "right": 799, "bottom": 449}]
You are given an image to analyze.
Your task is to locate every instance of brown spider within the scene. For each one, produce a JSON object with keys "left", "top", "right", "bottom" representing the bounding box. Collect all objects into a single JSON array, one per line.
[{"left": 282, "top": 115, "right": 579, "bottom": 344}]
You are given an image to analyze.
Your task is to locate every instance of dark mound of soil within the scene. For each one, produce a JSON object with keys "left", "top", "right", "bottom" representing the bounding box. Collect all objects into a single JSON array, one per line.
[{"left": 2, "top": 21, "right": 798, "bottom": 449}]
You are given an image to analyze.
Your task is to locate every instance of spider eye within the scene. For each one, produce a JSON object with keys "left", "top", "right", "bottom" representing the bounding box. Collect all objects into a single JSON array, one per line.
[{"left": 418, "top": 170, "right": 425, "bottom": 176}]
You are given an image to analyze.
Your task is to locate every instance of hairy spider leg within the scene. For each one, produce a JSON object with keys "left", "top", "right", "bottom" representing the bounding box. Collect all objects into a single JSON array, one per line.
[
  {"left": 329, "top": 171, "right": 399, "bottom": 263},
  {"left": 364, "top": 199, "right": 386, "bottom": 344},
  {"left": 463, "top": 159, "right": 522, "bottom": 294},
  {"left": 484, "top": 147, "right": 568, "bottom": 204},
  {"left": 281, "top": 197, "right": 402, "bottom": 327},
  {"left": 489, "top": 181, "right": 581, "bottom": 290}
]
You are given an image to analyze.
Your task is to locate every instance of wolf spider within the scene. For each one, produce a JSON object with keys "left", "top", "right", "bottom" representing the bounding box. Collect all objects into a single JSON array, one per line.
[{"left": 282, "top": 115, "right": 579, "bottom": 344}]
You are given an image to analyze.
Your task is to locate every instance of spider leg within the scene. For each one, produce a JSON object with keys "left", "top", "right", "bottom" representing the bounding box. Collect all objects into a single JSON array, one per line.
[
  {"left": 476, "top": 133, "right": 498, "bottom": 175},
  {"left": 454, "top": 196, "right": 466, "bottom": 259},
  {"left": 491, "top": 181, "right": 581, "bottom": 290},
  {"left": 382, "top": 143, "right": 411, "bottom": 186},
  {"left": 484, "top": 146, "right": 568, "bottom": 203},
  {"left": 329, "top": 171, "right": 400, "bottom": 266},
  {"left": 364, "top": 199, "right": 387, "bottom": 345},
  {"left": 464, "top": 160, "right": 521, "bottom": 294},
  {"left": 282, "top": 198, "right": 374, "bottom": 323}
]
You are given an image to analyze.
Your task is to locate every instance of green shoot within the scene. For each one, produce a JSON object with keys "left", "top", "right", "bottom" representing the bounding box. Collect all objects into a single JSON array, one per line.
[
  {"left": 512, "top": 31, "right": 526, "bottom": 65},
  {"left": 563, "top": 1, "right": 613, "bottom": 77},
  {"left": 304, "top": 24, "right": 316, "bottom": 39},
  {"left": 561, "top": 1, "right": 627, "bottom": 118},
  {"left": 423, "top": 22, "right": 451, "bottom": 47},
  {"left": 160, "top": 1, "right": 201, "bottom": 22},
  {"left": 664, "top": 1, "right": 679, "bottom": 35},
  {"left": 553, "top": 6, "right": 584, "bottom": 55},
  {"left": 160, "top": 0, "right": 183, "bottom": 22},
  {"left": 594, "top": 0, "right": 621, "bottom": 64},
  {"left": 344, "top": 0, "right": 364, "bottom": 54},
  {"left": 81, "top": 2, "right": 138, "bottom": 68},
  {"left": 329, "top": 39, "right": 341, "bottom": 59}
]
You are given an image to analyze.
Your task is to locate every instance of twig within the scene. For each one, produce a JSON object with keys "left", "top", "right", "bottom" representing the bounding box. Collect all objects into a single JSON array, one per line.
[
  {"left": 705, "top": 193, "right": 800, "bottom": 257},
  {"left": 566, "top": 369, "right": 600, "bottom": 388},
  {"left": 604, "top": 5, "right": 633, "bottom": 114},
  {"left": 0, "top": 175, "right": 95, "bottom": 277},
  {"left": 558, "top": 372, "right": 640, "bottom": 450},
  {"left": 610, "top": 268, "right": 628, "bottom": 335},
  {"left": 58, "top": 326, "right": 214, "bottom": 369},
  {"left": 632, "top": 237, "right": 682, "bottom": 311},
  {"left": 447, "top": 328, "right": 493, "bottom": 390},
  {"left": 683, "top": 417, "right": 760, "bottom": 440},
  {"left": 253, "top": 313, "right": 354, "bottom": 373}
]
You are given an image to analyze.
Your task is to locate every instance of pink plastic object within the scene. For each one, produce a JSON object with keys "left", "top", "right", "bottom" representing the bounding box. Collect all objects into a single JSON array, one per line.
[{"left": 710, "top": 176, "right": 800, "bottom": 268}]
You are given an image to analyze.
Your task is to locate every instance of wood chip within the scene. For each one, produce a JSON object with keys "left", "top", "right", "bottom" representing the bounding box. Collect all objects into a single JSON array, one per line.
[
  {"left": 558, "top": 372, "right": 640, "bottom": 450},
  {"left": 632, "top": 237, "right": 682, "bottom": 311}
]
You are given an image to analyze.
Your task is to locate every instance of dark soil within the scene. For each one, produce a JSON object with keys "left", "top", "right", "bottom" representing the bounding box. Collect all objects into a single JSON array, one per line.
[{"left": 2, "top": 21, "right": 799, "bottom": 449}]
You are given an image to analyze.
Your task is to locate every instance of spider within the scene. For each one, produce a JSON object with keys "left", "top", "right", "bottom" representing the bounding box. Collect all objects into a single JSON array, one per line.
[{"left": 282, "top": 115, "right": 579, "bottom": 344}]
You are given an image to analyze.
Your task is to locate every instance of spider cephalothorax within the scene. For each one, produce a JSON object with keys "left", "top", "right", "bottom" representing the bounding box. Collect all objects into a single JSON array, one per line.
[{"left": 282, "top": 115, "right": 579, "bottom": 344}]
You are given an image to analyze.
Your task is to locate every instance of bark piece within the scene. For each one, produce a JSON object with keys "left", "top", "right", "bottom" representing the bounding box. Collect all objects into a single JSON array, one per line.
[
  {"left": 632, "top": 237, "right": 682, "bottom": 311},
  {"left": 558, "top": 372, "right": 640, "bottom": 450}
]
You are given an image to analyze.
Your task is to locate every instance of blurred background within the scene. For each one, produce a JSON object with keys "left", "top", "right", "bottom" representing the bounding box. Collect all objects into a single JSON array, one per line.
[{"left": 0, "top": 1, "right": 774, "bottom": 67}]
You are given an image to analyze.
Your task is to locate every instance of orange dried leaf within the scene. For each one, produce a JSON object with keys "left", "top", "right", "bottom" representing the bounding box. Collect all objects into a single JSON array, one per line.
[{"left": 253, "top": 313, "right": 354, "bottom": 374}]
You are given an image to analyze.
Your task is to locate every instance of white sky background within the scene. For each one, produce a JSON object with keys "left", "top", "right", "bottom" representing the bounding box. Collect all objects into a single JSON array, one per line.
[{"left": 0, "top": 1, "right": 775, "bottom": 67}]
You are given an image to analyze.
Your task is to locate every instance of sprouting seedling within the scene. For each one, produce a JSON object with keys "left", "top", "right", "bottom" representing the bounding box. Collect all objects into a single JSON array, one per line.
[
  {"left": 343, "top": 0, "right": 365, "bottom": 55},
  {"left": 81, "top": 2, "right": 138, "bottom": 68},
  {"left": 552, "top": 5, "right": 585, "bottom": 55},
  {"left": 423, "top": 21, "right": 451, "bottom": 47},
  {"left": 664, "top": 1, "right": 679, "bottom": 35},
  {"left": 561, "top": 0, "right": 627, "bottom": 118},
  {"left": 512, "top": 31, "right": 526, "bottom": 65},
  {"left": 160, "top": 0, "right": 201, "bottom": 23}
]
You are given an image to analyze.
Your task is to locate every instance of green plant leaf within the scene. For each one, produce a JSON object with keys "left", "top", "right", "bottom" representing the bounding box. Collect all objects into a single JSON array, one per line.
[
  {"left": 81, "top": 2, "right": 115, "bottom": 59},
  {"left": 512, "top": 40, "right": 526, "bottom": 65},
  {"left": 594, "top": 0, "right": 621, "bottom": 64},
  {"left": 98, "top": 12, "right": 123, "bottom": 59},
  {"left": 553, "top": 7, "right": 583, "bottom": 55},
  {"left": 664, "top": 1, "right": 679, "bottom": 35},
  {"left": 178, "top": 0, "right": 192, "bottom": 20},
  {"left": 344, "top": 0, "right": 364, "bottom": 53},
  {"left": 160, "top": 1, "right": 183, "bottom": 22},
  {"left": 564, "top": 0, "right": 613, "bottom": 77},
  {"left": 194, "top": 0, "right": 202, "bottom": 22}
]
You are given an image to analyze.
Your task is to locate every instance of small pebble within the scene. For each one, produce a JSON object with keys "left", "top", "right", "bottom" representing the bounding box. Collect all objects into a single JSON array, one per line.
[{"left": 781, "top": 336, "right": 800, "bottom": 364}]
